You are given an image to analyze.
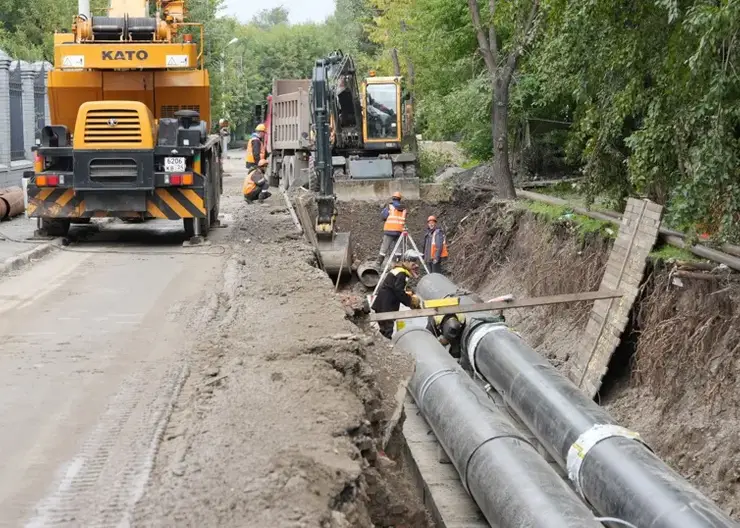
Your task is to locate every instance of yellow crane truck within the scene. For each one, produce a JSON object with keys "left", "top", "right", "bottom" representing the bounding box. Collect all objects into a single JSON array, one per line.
[{"left": 26, "top": 0, "right": 221, "bottom": 241}]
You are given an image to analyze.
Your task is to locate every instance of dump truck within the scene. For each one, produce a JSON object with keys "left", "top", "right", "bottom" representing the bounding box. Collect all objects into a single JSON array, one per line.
[
  {"left": 26, "top": 0, "right": 222, "bottom": 241},
  {"left": 264, "top": 51, "right": 420, "bottom": 201},
  {"left": 265, "top": 79, "right": 312, "bottom": 191}
]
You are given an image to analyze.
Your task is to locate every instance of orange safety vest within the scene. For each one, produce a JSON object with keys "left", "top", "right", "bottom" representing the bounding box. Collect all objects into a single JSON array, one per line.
[
  {"left": 383, "top": 204, "right": 407, "bottom": 232},
  {"left": 242, "top": 169, "right": 262, "bottom": 195},
  {"left": 245, "top": 136, "right": 264, "bottom": 165},
  {"left": 430, "top": 229, "right": 449, "bottom": 258}
]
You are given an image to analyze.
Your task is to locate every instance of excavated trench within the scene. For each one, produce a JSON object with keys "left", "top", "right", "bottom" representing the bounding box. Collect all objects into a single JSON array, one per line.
[{"left": 334, "top": 190, "right": 740, "bottom": 520}]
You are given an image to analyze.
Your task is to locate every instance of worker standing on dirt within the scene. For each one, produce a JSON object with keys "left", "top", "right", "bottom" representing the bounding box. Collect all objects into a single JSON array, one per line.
[
  {"left": 423, "top": 215, "right": 449, "bottom": 274},
  {"left": 371, "top": 253, "right": 422, "bottom": 339},
  {"left": 243, "top": 159, "right": 272, "bottom": 204},
  {"left": 376, "top": 192, "right": 408, "bottom": 268},
  {"left": 245, "top": 123, "right": 267, "bottom": 170}
]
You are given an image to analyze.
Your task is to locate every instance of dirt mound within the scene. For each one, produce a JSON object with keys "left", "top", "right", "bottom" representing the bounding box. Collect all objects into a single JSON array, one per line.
[
  {"left": 441, "top": 197, "right": 740, "bottom": 518},
  {"left": 134, "top": 172, "right": 432, "bottom": 526},
  {"left": 336, "top": 190, "right": 490, "bottom": 265},
  {"left": 448, "top": 202, "right": 611, "bottom": 366}
]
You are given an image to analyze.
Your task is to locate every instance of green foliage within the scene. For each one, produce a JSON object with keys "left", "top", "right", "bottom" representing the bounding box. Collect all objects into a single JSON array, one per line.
[
  {"left": 521, "top": 201, "right": 617, "bottom": 242},
  {"left": 649, "top": 244, "right": 700, "bottom": 263},
  {"left": 0, "top": 0, "right": 108, "bottom": 60},
  {"left": 364, "top": 0, "right": 740, "bottom": 243},
  {"left": 418, "top": 149, "right": 453, "bottom": 182}
]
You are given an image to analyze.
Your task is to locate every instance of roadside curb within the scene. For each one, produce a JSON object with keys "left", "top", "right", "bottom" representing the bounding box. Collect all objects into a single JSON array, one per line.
[{"left": 0, "top": 240, "right": 60, "bottom": 277}]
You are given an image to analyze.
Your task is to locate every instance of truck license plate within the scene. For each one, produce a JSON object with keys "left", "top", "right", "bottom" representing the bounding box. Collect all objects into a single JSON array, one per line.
[{"left": 165, "top": 157, "right": 186, "bottom": 173}]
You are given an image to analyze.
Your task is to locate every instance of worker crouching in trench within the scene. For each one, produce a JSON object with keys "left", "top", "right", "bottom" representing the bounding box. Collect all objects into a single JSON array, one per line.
[
  {"left": 426, "top": 312, "right": 506, "bottom": 371},
  {"left": 371, "top": 253, "right": 422, "bottom": 339},
  {"left": 243, "top": 159, "right": 272, "bottom": 204}
]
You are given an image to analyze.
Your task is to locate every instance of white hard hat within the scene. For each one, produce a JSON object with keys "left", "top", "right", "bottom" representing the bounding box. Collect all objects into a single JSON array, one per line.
[{"left": 403, "top": 250, "right": 422, "bottom": 262}]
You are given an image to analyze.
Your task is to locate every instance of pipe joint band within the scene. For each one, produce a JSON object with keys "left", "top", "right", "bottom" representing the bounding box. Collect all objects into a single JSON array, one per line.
[
  {"left": 466, "top": 322, "right": 509, "bottom": 377},
  {"left": 566, "top": 424, "right": 648, "bottom": 499}
]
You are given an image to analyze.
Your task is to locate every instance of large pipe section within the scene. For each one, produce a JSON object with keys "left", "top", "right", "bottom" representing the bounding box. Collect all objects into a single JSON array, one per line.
[
  {"left": 78, "top": 0, "right": 90, "bottom": 17},
  {"left": 416, "top": 273, "right": 738, "bottom": 528},
  {"left": 393, "top": 327, "right": 601, "bottom": 528},
  {"left": 0, "top": 188, "right": 24, "bottom": 220}
]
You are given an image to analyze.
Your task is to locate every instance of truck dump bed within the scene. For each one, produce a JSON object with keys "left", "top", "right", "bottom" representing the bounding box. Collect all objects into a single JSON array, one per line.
[{"left": 270, "top": 79, "right": 311, "bottom": 151}]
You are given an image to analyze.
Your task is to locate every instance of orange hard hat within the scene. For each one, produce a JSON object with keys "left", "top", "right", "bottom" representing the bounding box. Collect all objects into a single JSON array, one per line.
[
  {"left": 392, "top": 192, "right": 402, "bottom": 199},
  {"left": 427, "top": 215, "right": 437, "bottom": 223}
]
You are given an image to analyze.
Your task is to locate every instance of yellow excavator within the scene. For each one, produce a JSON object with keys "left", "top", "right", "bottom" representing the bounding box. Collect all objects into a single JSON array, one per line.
[{"left": 26, "top": 0, "right": 222, "bottom": 241}]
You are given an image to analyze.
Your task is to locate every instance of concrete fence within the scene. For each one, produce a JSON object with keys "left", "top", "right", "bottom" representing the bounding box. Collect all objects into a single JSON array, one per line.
[{"left": 0, "top": 49, "right": 52, "bottom": 188}]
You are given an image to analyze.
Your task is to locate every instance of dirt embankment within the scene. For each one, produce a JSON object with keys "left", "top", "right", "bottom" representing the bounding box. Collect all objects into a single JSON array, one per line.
[
  {"left": 441, "top": 197, "right": 740, "bottom": 518},
  {"left": 336, "top": 191, "right": 490, "bottom": 265},
  {"left": 133, "top": 172, "right": 432, "bottom": 526}
]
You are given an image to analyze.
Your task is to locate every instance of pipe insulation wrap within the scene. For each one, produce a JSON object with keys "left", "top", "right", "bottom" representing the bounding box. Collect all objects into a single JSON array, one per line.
[
  {"left": 393, "top": 327, "right": 601, "bottom": 528},
  {"left": 474, "top": 326, "right": 737, "bottom": 527},
  {"left": 416, "top": 275, "right": 737, "bottom": 527}
]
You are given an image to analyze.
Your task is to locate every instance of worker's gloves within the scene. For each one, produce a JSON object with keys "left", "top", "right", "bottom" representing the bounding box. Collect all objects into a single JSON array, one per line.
[{"left": 410, "top": 295, "right": 421, "bottom": 309}]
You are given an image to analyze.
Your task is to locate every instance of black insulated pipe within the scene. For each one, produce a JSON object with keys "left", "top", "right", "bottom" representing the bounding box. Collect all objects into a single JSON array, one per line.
[
  {"left": 417, "top": 274, "right": 738, "bottom": 528},
  {"left": 393, "top": 327, "right": 601, "bottom": 528}
]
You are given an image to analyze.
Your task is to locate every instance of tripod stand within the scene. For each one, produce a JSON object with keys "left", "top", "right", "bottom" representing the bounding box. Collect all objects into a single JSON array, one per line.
[{"left": 371, "top": 229, "right": 429, "bottom": 299}]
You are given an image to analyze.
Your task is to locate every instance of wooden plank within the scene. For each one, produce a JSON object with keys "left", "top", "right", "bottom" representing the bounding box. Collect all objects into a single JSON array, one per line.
[
  {"left": 571, "top": 198, "right": 663, "bottom": 398},
  {"left": 369, "top": 290, "right": 622, "bottom": 322}
]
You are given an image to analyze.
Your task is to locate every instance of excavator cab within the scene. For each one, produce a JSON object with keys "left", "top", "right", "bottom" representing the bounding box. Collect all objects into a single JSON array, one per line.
[{"left": 363, "top": 78, "right": 401, "bottom": 144}]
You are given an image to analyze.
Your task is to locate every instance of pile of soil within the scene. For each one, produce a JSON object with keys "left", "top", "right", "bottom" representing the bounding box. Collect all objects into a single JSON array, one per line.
[
  {"left": 336, "top": 189, "right": 489, "bottom": 265},
  {"left": 441, "top": 195, "right": 740, "bottom": 518},
  {"left": 133, "top": 161, "right": 433, "bottom": 527}
]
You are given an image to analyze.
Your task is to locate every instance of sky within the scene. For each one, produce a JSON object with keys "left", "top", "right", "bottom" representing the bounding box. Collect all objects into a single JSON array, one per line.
[{"left": 223, "top": 0, "right": 336, "bottom": 24}]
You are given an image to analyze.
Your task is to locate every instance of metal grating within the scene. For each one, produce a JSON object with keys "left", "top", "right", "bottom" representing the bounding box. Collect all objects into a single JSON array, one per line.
[
  {"left": 9, "top": 66, "right": 25, "bottom": 161},
  {"left": 84, "top": 108, "right": 142, "bottom": 144},
  {"left": 89, "top": 158, "right": 139, "bottom": 183}
]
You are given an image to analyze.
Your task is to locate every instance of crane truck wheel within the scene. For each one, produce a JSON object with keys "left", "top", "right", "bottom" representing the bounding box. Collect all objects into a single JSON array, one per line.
[{"left": 39, "top": 217, "right": 70, "bottom": 237}]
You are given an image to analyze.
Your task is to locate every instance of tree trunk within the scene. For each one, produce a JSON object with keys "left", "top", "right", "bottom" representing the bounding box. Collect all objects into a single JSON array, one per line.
[
  {"left": 390, "top": 48, "right": 401, "bottom": 76},
  {"left": 492, "top": 80, "right": 516, "bottom": 199}
]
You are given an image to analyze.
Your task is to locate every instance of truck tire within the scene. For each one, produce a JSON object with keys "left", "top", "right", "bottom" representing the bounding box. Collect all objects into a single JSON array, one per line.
[{"left": 40, "top": 217, "right": 71, "bottom": 237}]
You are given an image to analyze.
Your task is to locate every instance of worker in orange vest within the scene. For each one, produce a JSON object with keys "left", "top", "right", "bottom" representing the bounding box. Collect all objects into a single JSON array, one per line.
[
  {"left": 242, "top": 159, "right": 272, "bottom": 204},
  {"left": 376, "top": 192, "right": 408, "bottom": 268},
  {"left": 423, "top": 215, "right": 449, "bottom": 274},
  {"left": 245, "top": 123, "right": 267, "bottom": 170}
]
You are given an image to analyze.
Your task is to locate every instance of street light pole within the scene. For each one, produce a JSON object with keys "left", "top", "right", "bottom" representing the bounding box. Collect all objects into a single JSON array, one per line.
[{"left": 220, "top": 38, "right": 239, "bottom": 115}]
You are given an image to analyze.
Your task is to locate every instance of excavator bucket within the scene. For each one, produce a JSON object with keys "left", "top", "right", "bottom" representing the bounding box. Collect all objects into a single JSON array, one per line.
[
  {"left": 318, "top": 231, "right": 353, "bottom": 279},
  {"left": 292, "top": 194, "right": 354, "bottom": 280},
  {"left": 334, "top": 178, "right": 420, "bottom": 202}
]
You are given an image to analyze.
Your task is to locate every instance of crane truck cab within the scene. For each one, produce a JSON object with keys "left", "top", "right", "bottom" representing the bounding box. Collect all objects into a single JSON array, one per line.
[{"left": 26, "top": 0, "right": 222, "bottom": 241}]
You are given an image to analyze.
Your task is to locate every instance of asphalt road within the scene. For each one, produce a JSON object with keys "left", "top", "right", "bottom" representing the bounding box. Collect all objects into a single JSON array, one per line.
[{"left": 0, "top": 218, "right": 226, "bottom": 526}]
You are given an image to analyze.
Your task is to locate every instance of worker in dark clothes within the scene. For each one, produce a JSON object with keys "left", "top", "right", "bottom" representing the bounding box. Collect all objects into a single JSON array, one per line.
[
  {"left": 426, "top": 313, "right": 466, "bottom": 360},
  {"left": 371, "top": 253, "right": 421, "bottom": 339},
  {"left": 423, "top": 215, "right": 449, "bottom": 274},
  {"left": 242, "top": 159, "right": 271, "bottom": 203}
]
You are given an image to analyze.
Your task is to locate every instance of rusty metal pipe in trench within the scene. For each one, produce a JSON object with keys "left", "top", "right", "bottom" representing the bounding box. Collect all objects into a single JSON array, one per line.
[
  {"left": 392, "top": 327, "right": 601, "bottom": 528},
  {"left": 416, "top": 273, "right": 738, "bottom": 528}
]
